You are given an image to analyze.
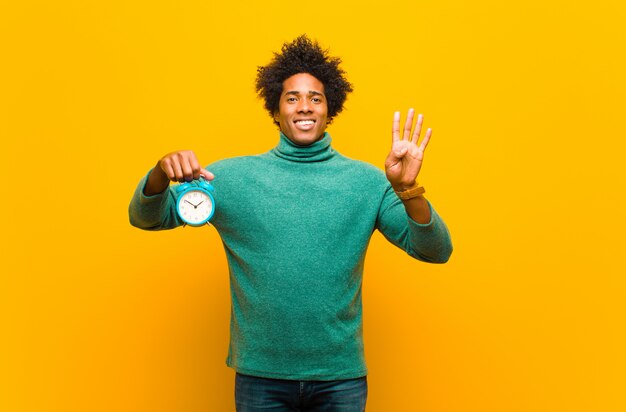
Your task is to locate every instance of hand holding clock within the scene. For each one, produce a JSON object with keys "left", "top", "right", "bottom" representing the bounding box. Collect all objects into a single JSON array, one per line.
[{"left": 144, "top": 150, "right": 214, "bottom": 196}]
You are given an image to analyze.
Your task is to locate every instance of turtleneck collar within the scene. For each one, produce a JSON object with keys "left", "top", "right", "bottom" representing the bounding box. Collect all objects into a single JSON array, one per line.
[{"left": 271, "top": 131, "right": 336, "bottom": 162}]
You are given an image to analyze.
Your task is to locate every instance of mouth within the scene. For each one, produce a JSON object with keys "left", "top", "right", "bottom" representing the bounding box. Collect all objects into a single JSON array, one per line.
[{"left": 294, "top": 119, "right": 316, "bottom": 131}]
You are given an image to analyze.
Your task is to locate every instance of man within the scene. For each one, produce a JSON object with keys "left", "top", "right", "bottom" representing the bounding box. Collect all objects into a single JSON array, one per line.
[{"left": 129, "top": 35, "right": 452, "bottom": 411}]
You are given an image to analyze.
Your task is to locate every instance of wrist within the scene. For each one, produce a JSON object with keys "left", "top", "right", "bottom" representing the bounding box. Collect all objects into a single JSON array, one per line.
[
  {"left": 390, "top": 177, "right": 420, "bottom": 191},
  {"left": 144, "top": 164, "right": 170, "bottom": 196},
  {"left": 394, "top": 181, "right": 425, "bottom": 200},
  {"left": 392, "top": 184, "right": 413, "bottom": 192}
]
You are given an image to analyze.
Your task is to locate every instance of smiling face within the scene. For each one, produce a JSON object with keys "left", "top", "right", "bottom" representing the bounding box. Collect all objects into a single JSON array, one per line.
[{"left": 274, "top": 73, "right": 328, "bottom": 146}]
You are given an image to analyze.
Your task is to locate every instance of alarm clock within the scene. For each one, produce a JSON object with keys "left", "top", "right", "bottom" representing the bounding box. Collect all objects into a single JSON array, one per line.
[{"left": 175, "top": 176, "right": 215, "bottom": 226}]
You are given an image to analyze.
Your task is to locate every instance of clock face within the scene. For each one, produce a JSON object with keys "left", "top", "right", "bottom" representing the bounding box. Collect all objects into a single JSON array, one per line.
[{"left": 177, "top": 189, "right": 214, "bottom": 225}]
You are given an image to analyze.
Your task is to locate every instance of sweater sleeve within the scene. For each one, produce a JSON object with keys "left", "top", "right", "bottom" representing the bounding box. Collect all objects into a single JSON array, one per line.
[
  {"left": 128, "top": 169, "right": 184, "bottom": 230},
  {"left": 375, "top": 184, "right": 453, "bottom": 263}
]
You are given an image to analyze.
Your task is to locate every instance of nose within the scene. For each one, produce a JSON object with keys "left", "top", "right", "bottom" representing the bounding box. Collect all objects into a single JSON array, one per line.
[{"left": 297, "top": 99, "right": 312, "bottom": 113}]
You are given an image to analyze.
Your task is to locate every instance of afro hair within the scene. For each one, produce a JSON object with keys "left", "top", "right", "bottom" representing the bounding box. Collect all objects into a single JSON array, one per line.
[{"left": 255, "top": 35, "right": 353, "bottom": 126}]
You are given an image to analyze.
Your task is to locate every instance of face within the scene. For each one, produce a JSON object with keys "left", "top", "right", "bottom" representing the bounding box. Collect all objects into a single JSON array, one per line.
[{"left": 274, "top": 73, "right": 328, "bottom": 146}]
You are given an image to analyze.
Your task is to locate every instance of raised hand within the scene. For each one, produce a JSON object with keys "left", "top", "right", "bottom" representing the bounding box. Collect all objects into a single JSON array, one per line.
[{"left": 384, "top": 109, "right": 432, "bottom": 191}]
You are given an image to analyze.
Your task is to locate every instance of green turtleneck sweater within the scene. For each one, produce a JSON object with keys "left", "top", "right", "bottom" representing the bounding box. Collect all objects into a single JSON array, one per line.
[{"left": 129, "top": 132, "right": 452, "bottom": 380}]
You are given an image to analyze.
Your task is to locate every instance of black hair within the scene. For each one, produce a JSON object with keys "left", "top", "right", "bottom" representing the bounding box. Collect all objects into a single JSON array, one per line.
[{"left": 255, "top": 35, "right": 353, "bottom": 126}]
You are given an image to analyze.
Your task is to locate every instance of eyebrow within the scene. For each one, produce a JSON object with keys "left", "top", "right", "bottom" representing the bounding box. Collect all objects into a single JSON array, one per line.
[{"left": 284, "top": 90, "right": 325, "bottom": 97}]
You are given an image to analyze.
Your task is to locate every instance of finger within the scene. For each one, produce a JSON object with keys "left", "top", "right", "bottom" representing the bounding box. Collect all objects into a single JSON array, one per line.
[
  {"left": 392, "top": 111, "right": 401, "bottom": 143},
  {"left": 419, "top": 128, "right": 432, "bottom": 151},
  {"left": 385, "top": 151, "right": 403, "bottom": 169},
  {"left": 171, "top": 156, "right": 184, "bottom": 182},
  {"left": 179, "top": 154, "right": 195, "bottom": 182},
  {"left": 388, "top": 146, "right": 408, "bottom": 161},
  {"left": 201, "top": 168, "right": 214, "bottom": 180},
  {"left": 188, "top": 153, "right": 202, "bottom": 180},
  {"left": 412, "top": 113, "right": 424, "bottom": 144},
  {"left": 403, "top": 108, "right": 415, "bottom": 141},
  {"left": 159, "top": 159, "right": 176, "bottom": 181}
]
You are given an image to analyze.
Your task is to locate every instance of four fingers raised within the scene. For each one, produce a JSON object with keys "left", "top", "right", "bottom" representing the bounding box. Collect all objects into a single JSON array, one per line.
[{"left": 392, "top": 109, "right": 433, "bottom": 149}]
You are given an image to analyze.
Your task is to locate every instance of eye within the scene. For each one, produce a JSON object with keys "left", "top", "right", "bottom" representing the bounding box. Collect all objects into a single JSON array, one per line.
[{"left": 287, "top": 97, "right": 297, "bottom": 103}]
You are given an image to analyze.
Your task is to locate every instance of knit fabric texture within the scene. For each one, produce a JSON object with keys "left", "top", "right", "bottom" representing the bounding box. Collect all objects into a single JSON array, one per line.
[{"left": 129, "top": 132, "right": 453, "bottom": 380}]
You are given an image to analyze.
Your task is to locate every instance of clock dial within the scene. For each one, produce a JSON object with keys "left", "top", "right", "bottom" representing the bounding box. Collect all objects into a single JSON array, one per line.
[{"left": 177, "top": 190, "right": 214, "bottom": 225}]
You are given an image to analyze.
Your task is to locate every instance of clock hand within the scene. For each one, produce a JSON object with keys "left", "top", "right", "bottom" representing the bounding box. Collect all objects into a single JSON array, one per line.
[{"left": 184, "top": 200, "right": 194, "bottom": 206}]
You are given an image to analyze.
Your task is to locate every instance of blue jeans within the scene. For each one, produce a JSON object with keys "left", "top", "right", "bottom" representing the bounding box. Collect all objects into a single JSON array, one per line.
[{"left": 235, "top": 373, "right": 368, "bottom": 411}]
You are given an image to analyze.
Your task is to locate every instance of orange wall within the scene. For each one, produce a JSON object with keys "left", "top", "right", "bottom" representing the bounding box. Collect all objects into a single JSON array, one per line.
[{"left": 1, "top": 1, "right": 625, "bottom": 411}]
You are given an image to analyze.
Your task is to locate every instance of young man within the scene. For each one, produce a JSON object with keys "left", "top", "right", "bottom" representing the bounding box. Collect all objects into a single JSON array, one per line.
[{"left": 129, "top": 35, "right": 452, "bottom": 411}]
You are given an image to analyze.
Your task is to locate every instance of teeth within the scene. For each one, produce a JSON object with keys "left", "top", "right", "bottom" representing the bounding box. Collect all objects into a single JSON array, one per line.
[{"left": 296, "top": 120, "right": 314, "bottom": 125}]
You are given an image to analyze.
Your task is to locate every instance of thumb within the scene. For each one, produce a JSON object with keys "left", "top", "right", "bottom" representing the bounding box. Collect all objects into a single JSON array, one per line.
[
  {"left": 201, "top": 168, "right": 215, "bottom": 181},
  {"left": 395, "top": 147, "right": 408, "bottom": 157},
  {"left": 385, "top": 149, "right": 404, "bottom": 169},
  {"left": 389, "top": 147, "right": 407, "bottom": 161}
]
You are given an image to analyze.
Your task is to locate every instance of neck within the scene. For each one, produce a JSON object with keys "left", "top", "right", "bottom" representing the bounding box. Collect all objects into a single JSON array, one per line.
[{"left": 272, "top": 132, "right": 335, "bottom": 162}]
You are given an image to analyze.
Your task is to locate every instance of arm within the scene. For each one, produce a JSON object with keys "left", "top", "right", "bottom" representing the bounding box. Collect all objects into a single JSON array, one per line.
[
  {"left": 128, "top": 169, "right": 180, "bottom": 230},
  {"left": 397, "top": 193, "right": 431, "bottom": 224},
  {"left": 380, "top": 109, "right": 452, "bottom": 262},
  {"left": 376, "top": 184, "right": 452, "bottom": 263},
  {"left": 128, "top": 150, "right": 214, "bottom": 230}
]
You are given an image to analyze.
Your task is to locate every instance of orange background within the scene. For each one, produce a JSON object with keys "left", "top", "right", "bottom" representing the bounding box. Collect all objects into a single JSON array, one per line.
[{"left": 1, "top": 1, "right": 625, "bottom": 411}]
